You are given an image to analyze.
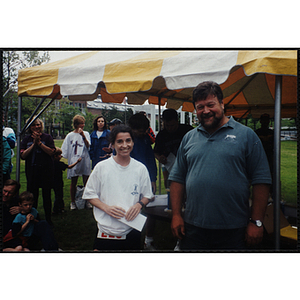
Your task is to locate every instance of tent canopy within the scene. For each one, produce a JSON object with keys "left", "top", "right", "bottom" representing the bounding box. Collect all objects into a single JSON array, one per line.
[{"left": 18, "top": 50, "right": 297, "bottom": 118}]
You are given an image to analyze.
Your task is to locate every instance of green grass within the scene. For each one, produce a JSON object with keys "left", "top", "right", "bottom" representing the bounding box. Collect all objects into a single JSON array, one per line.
[
  {"left": 8, "top": 140, "right": 297, "bottom": 251},
  {"left": 280, "top": 141, "right": 297, "bottom": 205}
]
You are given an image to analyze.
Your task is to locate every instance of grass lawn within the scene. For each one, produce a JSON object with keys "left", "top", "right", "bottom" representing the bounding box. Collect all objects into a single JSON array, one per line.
[
  {"left": 280, "top": 141, "right": 297, "bottom": 206},
  {"left": 8, "top": 140, "right": 297, "bottom": 251}
]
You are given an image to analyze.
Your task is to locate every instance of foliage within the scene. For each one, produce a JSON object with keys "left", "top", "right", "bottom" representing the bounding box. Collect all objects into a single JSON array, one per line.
[
  {"left": 100, "top": 106, "right": 134, "bottom": 125},
  {"left": 54, "top": 99, "right": 82, "bottom": 133},
  {"left": 2, "top": 50, "right": 50, "bottom": 130}
]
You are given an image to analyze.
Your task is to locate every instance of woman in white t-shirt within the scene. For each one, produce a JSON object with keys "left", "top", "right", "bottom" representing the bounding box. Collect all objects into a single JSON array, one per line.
[
  {"left": 83, "top": 125, "right": 154, "bottom": 251},
  {"left": 61, "top": 115, "right": 91, "bottom": 210}
]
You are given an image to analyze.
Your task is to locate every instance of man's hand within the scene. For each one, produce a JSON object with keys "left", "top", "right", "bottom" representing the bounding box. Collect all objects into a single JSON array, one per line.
[
  {"left": 159, "top": 155, "right": 167, "bottom": 165},
  {"left": 171, "top": 215, "right": 185, "bottom": 240},
  {"left": 9, "top": 206, "right": 21, "bottom": 215},
  {"left": 245, "top": 222, "right": 264, "bottom": 246}
]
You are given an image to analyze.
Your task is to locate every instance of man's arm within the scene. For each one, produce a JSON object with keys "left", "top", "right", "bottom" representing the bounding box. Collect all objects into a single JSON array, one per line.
[
  {"left": 170, "top": 181, "right": 185, "bottom": 239},
  {"left": 245, "top": 183, "right": 270, "bottom": 246}
]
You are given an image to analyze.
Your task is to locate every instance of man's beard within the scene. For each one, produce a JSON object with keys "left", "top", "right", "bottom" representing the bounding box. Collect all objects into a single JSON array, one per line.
[{"left": 200, "top": 113, "right": 223, "bottom": 132}]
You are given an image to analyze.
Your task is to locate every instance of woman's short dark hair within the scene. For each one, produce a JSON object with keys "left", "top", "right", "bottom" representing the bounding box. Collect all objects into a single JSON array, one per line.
[
  {"left": 128, "top": 113, "right": 150, "bottom": 131},
  {"left": 93, "top": 115, "right": 107, "bottom": 131},
  {"left": 109, "top": 124, "right": 134, "bottom": 144},
  {"left": 192, "top": 81, "right": 223, "bottom": 107}
]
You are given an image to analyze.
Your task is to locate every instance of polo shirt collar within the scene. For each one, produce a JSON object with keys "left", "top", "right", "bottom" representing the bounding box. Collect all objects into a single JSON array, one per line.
[{"left": 197, "top": 116, "right": 235, "bottom": 134}]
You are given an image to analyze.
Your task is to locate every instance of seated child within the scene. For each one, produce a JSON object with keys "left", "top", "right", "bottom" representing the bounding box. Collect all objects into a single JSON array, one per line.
[
  {"left": 4, "top": 191, "right": 38, "bottom": 250},
  {"left": 53, "top": 147, "right": 82, "bottom": 214}
]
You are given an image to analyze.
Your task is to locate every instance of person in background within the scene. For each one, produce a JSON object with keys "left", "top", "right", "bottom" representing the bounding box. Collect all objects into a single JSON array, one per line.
[
  {"left": 2, "top": 116, "right": 16, "bottom": 174},
  {"left": 255, "top": 113, "right": 274, "bottom": 196},
  {"left": 2, "top": 179, "right": 22, "bottom": 251},
  {"left": 52, "top": 147, "right": 82, "bottom": 214},
  {"left": 103, "top": 118, "right": 123, "bottom": 155},
  {"left": 169, "top": 81, "right": 272, "bottom": 250},
  {"left": 154, "top": 108, "right": 193, "bottom": 189},
  {"left": 107, "top": 118, "right": 122, "bottom": 131},
  {"left": 128, "top": 113, "right": 157, "bottom": 250},
  {"left": 138, "top": 111, "right": 156, "bottom": 144},
  {"left": 20, "top": 117, "right": 55, "bottom": 226},
  {"left": 2, "top": 136, "right": 11, "bottom": 184},
  {"left": 83, "top": 125, "right": 154, "bottom": 251},
  {"left": 2, "top": 180, "right": 59, "bottom": 252},
  {"left": 8, "top": 191, "right": 39, "bottom": 251},
  {"left": 61, "top": 115, "right": 91, "bottom": 210},
  {"left": 89, "top": 115, "right": 111, "bottom": 169}
]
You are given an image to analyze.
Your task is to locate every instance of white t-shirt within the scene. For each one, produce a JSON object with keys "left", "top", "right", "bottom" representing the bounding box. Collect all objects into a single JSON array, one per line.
[
  {"left": 83, "top": 156, "right": 154, "bottom": 236},
  {"left": 96, "top": 131, "right": 103, "bottom": 138},
  {"left": 61, "top": 131, "right": 91, "bottom": 179}
]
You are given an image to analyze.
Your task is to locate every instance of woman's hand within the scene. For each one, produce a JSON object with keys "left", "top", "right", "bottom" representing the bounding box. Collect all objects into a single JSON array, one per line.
[
  {"left": 78, "top": 128, "right": 85, "bottom": 137},
  {"left": 104, "top": 205, "right": 126, "bottom": 219},
  {"left": 125, "top": 203, "right": 142, "bottom": 221},
  {"left": 32, "top": 131, "right": 41, "bottom": 145}
]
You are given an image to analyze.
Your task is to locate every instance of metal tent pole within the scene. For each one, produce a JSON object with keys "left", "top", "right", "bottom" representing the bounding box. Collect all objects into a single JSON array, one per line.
[
  {"left": 273, "top": 75, "right": 282, "bottom": 250},
  {"left": 158, "top": 96, "right": 162, "bottom": 194},
  {"left": 16, "top": 96, "right": 22, "bottom": 182}
]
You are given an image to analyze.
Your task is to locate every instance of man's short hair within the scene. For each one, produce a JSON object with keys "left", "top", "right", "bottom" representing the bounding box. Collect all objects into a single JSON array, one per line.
[
  {"left": 162, "top": 109, "right": 178, "bottom": 122},
  {"left": 4, "top": 179, "right": 21, "bottom": 196},
  {"left": 193, "top": 81, "right": 223, "bottom": 107}
]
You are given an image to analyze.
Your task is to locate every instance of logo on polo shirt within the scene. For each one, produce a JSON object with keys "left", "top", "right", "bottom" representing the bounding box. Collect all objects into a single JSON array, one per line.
[{"left": 224, "top": 134, "right": 236, "bottom": 141}]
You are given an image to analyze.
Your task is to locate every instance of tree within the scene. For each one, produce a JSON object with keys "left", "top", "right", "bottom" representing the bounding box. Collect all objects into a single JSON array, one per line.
[
  {"left": 2, "top": 50, "right": 50, "bottom": 131},
  {"left": 55, "top": 98, "right": 82, "bottom": 133}
]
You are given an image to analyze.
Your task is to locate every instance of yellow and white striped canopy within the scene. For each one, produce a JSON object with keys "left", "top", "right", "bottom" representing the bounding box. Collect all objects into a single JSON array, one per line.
[{"left": 18, "top": 50, "right": 297, "bottom": 118}]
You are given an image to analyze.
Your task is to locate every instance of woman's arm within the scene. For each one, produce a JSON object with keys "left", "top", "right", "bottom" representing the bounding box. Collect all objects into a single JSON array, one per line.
[
  {"left": 125, "top": 197, "right": 150, "bottom": 221},
  {"left": 38, "top": 141, "right": 56, "bottom": 156},
  {"left": 20, "top": 143, "right": 35, "bottom": 160},
  {"left": 88, "top": 198, "right": 126, "bottom": 219},
  {"left": 78, "top": 128, "right": 90, "bottom": 148}
]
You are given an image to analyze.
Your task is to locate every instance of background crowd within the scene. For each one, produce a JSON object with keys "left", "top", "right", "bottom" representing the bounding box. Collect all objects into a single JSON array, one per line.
[{"left": 2, "top": 81, "right": 273, "bottom": 252}]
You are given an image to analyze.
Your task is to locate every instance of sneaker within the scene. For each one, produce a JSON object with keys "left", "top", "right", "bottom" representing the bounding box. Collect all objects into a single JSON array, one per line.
[
  {"left": 85, "top": 201, "right": 93, "bottom": 209},
  {"left": 144, "top": 242, "right": 157, "bottom": 250},
  {"left": 70, "top": 202, "right": 77, "bottom": 210},
  {"left": 174, "top": 240, "right": 181, "bottom": 251}
]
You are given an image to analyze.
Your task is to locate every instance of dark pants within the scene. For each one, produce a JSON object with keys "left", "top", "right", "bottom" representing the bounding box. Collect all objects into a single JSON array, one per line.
[
  {"left": 93, "top": 229, "right": 141, "bottom": 251},
  {"left": 28, "top": 220, "right": 59, "bottom": 250},
  {"left": 28, "top": 184, "right": 52, "bottom": 223},
  {"left": 4, "top": 220, "right": 58, "bottom": 251},
  {"left": 180, "top": 222, "right": 246, "bottom": 251},
  {"left": 53, "top": 185, "right": 64, "bottom": 213}
]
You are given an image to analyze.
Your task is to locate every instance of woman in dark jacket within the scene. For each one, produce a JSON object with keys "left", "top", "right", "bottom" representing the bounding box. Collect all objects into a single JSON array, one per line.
[
  {"left": 20, "top": 117, "right": 56, "bottom": 225},
  {"left": 89, "top": 116, "right": 111, "bottom": 169}
]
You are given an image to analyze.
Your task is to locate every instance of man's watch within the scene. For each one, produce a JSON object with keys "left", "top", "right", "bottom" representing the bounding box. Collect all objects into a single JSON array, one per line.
[{"left": 249, "top": 219, "right": 263, "bottom": 227}]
